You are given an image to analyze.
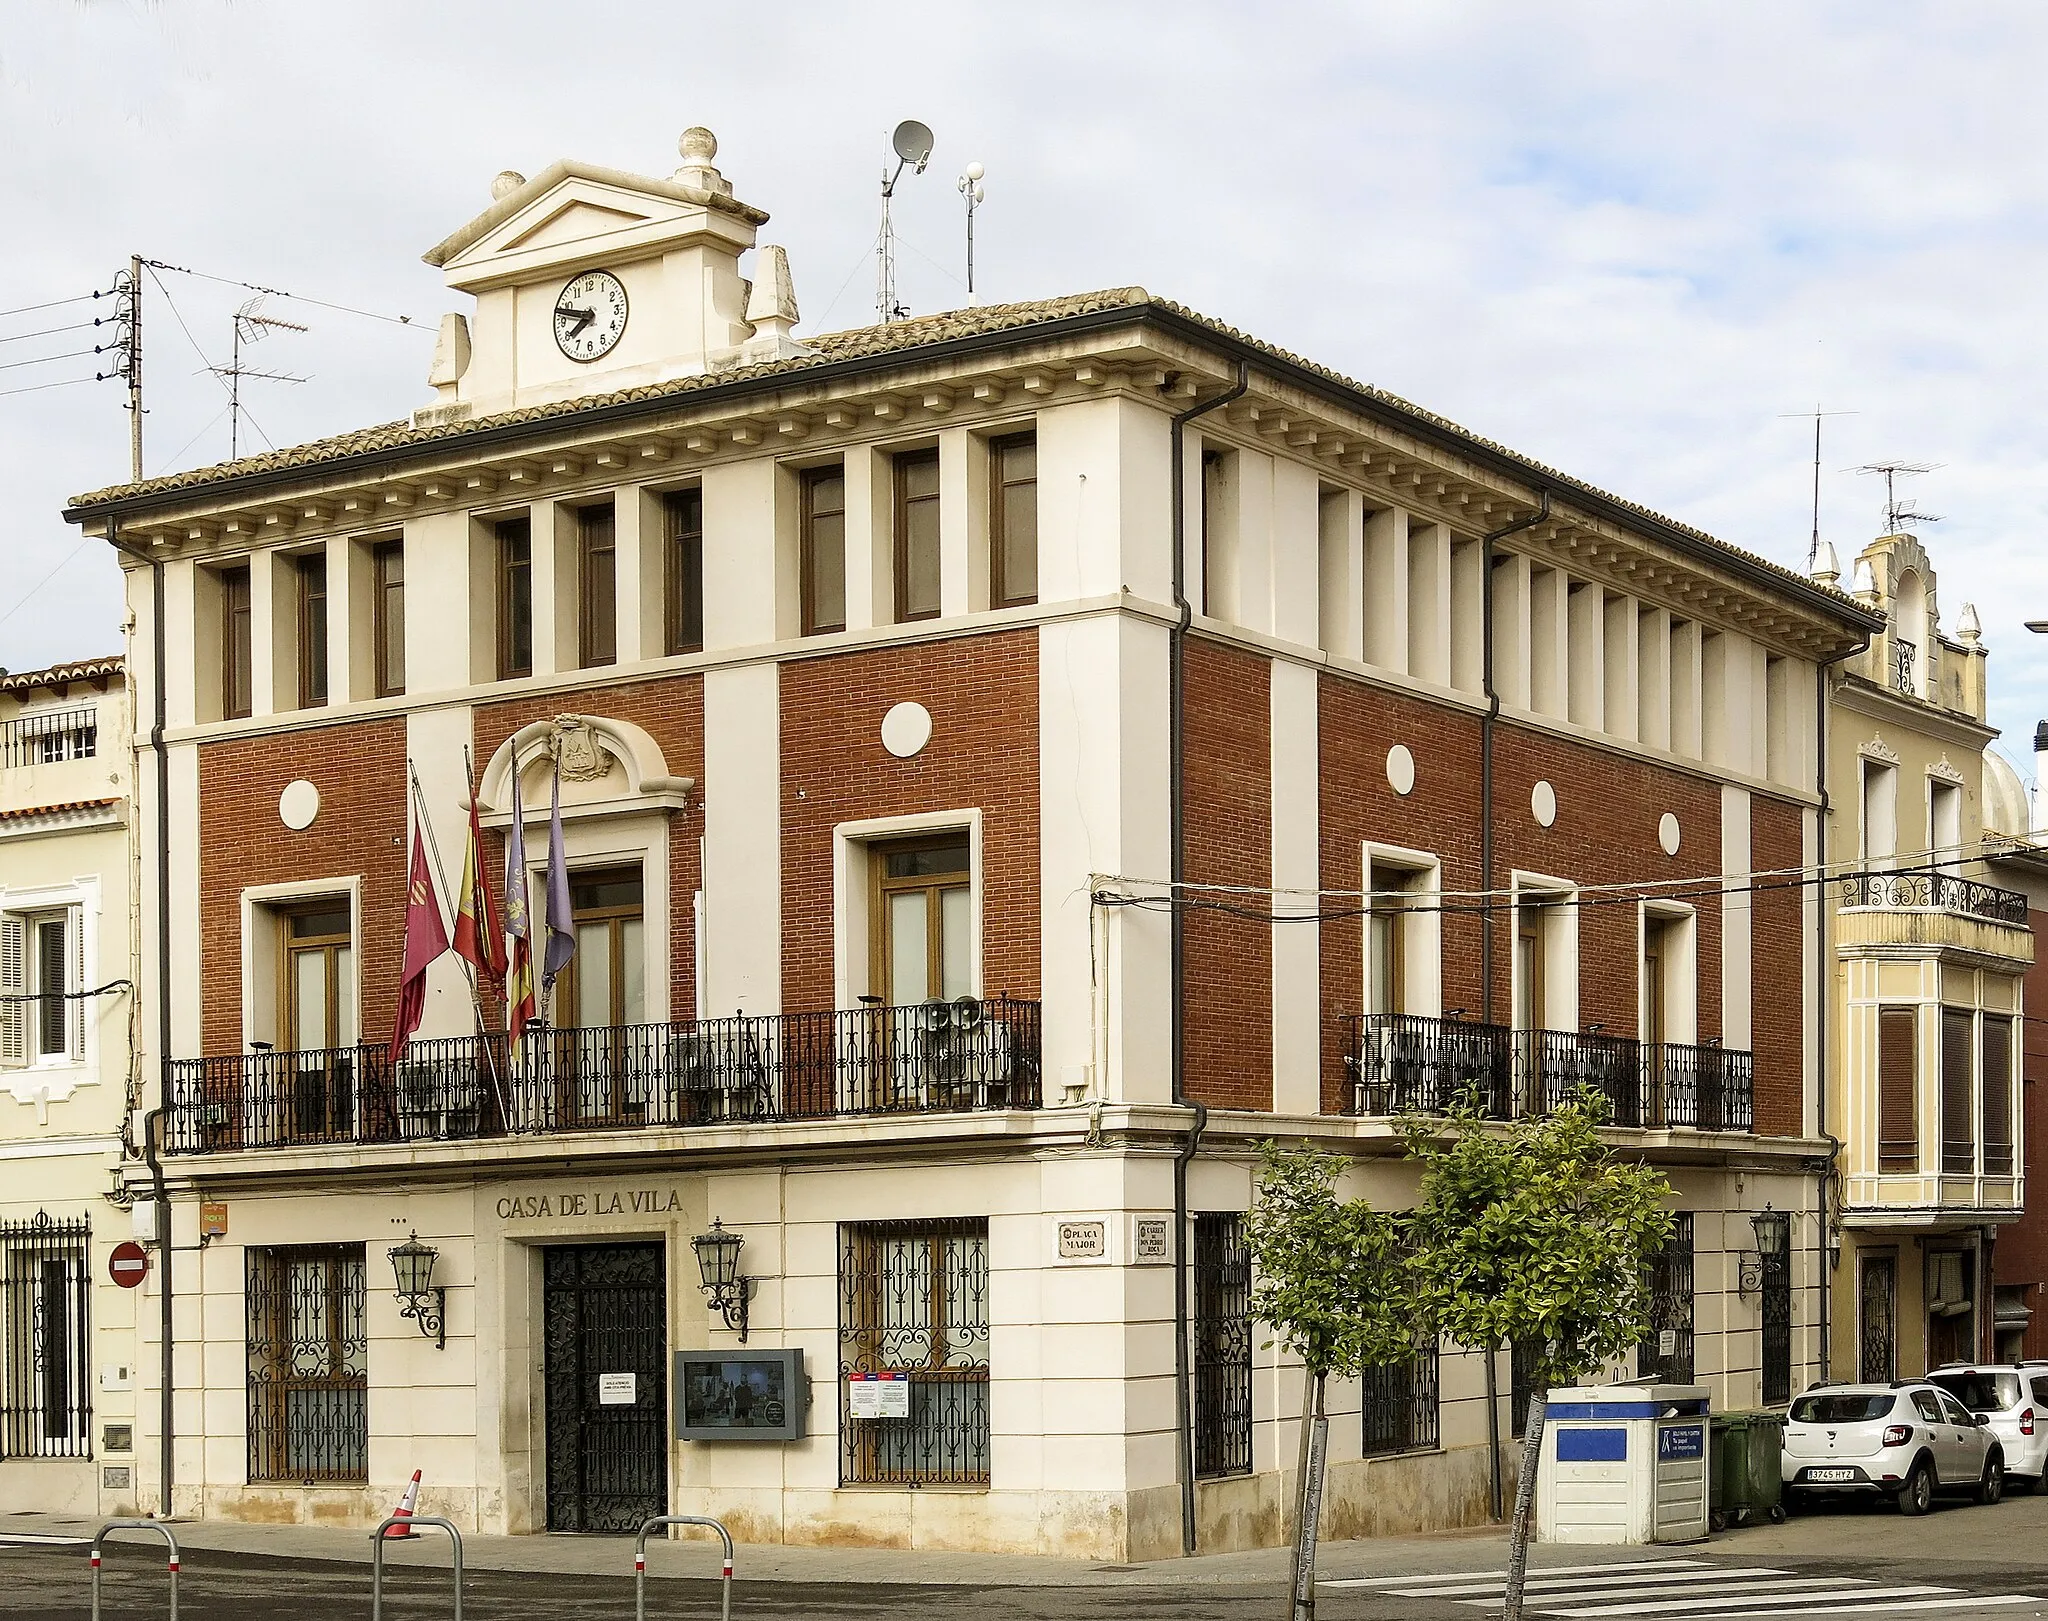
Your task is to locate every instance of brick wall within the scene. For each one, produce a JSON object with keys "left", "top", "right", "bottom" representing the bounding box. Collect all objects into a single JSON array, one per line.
[
  {"left": 779, "top": 632, "right": 1040, "bottom": 1011},
  {"left": 1749, "top": 795, "right": 1806, "bottom": 1137},
  {"left": 1181, "top": 639, "right": 1274, "bottom": 1110},
  {"left": 474, "top": 674, "right": 706, "bottom": 1020},
  {"left": 196, "top": 718, "right": 409, "bottom": 1054}
]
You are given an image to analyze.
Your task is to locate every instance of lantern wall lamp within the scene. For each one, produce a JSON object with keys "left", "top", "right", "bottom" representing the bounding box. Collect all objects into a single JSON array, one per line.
[
  {"left": 691, "top": 1219, "right": 754, "bottom": 1343},
  {"left": 388, "top": 1231, "right": 447, "bottom": 1349}
]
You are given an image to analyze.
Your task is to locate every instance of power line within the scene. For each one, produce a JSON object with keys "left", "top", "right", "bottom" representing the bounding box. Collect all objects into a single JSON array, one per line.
[
  {"left": 0, "top": 374, "right": 104, "bottom": 401},
  {"left": 0, "top": 320, "right": 99, "bottom": 345},
  {"left": 0, "top": 537, "right": 97, "bottom": 632},
  {"left": 0, "top": 292, "right": 107, "bottom": 320},
  {"left": 143, "top": 265, "right": 272, "bottom": 454},
  {"left": 144, "top": 260, "right": 426, "bottom": 331},
  {"left": 0, "top": 347, "right": 102, "bottom": 373}
]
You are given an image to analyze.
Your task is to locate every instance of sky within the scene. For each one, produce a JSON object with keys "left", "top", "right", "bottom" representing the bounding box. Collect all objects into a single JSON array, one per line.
[{"left": 4, "top": 0, "right": 2047, "bottom": 777}]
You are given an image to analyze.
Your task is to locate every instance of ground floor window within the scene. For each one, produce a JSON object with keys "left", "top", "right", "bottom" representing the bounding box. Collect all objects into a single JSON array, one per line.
[
  {"left": 838, "top": 1217, "right": 990, "bottom": 1486},
  {"left": 1193, "top": 1211, "right": 1252, "bottom": 1477},
  {"left": 0, "top": 1214, "right": 90, "bottom": 1457},
  {"left": 1859, "top": 1252, "right": 1897, "bottom": 1383},
  {"left": 1361, "top": 1338, "right": 1440, "bottom": 1456},
  {"left": 1637, "top": 1212, "right": 1695, "bottom": 1383},
  {"left": 1759, "top": 1216, "right": 1793, "bottom": 1406},
  {"left": 246, "top": 1245, "right": 367, "bottom": 1483}
]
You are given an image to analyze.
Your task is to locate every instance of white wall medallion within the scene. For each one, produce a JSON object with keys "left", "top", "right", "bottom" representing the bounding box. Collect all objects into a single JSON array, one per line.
[
  {"left": 881, "top": 701, "right": 934, "bottom": 759},
  {"left": 1531, "top": 779, "right": 1557, "bottom": 828},
  {"left": 1658, "top": 812, "right": 1682, "bottom": 856},
  {"left": 279, "top": 779, "right": 321, "bottom": 831},
  {"left": 1385, "top": 744, "right": 1416, "bottom": 796}
]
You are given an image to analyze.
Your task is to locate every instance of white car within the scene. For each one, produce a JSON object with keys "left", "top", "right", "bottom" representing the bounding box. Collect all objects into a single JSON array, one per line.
[
  {"left": 1782, "top": 1381, "right": 2004, "bottom": 1515},
  {"left": 1927, "top": 1364, "right": 2048, "bottom": 1491}
]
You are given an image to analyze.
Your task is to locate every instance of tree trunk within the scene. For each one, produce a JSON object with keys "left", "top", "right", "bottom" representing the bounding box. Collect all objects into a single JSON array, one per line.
[
  {"left": 1502, "top": 1386, "right": 1548, "bottom": 1621},
  {"left": 1289, "top": 1368, "right": 1328, "bottom": 1621}
]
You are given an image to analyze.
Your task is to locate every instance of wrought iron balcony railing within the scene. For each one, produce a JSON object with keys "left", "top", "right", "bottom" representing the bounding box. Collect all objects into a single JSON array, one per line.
[
  {"left": 162, "top": 997, "right": 1042, "bottom": 1155},
  {"left": 1840, "top": 867, "right": 2029, "bottom": 927},
  {"left": 1344, "top": 1013, "right": 1754, "bottom": 1133},
  {"left": 0, "top": 707, "right": 97, "bottom": 769}
]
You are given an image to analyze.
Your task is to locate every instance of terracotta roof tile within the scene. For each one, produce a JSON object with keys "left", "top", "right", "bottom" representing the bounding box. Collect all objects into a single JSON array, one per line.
[
  {"left": 0, "top": 656, "right": 124, "bottom": 694},
  {"left": 0, "top": 798, "right": 122, "bottom": 824}
]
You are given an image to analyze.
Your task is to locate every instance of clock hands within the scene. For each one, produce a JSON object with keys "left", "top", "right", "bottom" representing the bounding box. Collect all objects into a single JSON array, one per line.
[{"left": 555, "top": 305, "right": 596, "bottom": 337}]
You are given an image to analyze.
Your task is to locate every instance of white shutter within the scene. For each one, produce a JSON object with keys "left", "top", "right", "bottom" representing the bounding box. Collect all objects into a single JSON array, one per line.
[
  {"left": 0, "top": 915, "right": 24, "bottom": 1070},
  {"left": 67, "top": 905, "right": 87, "bottom": 1063}
]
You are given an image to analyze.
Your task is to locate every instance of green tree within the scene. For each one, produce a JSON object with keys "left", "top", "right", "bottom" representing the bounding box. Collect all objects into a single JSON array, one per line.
[
  {"left": 1401, "top": 1095, "right": 1675, "bottom": 1621},
  {"left": 1246, "top": 1142, "right": 1423, "bottom": 1621}
]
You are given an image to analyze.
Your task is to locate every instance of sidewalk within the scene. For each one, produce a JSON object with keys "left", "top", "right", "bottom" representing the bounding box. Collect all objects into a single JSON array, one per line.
[{"left": 6, "top": 1508, "right": 1515, "bottom": 1588}]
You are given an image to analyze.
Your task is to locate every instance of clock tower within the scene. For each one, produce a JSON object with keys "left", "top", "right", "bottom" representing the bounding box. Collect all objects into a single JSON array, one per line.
[{"left": 418, "top": 127, "right": 802, "bottom": 422}]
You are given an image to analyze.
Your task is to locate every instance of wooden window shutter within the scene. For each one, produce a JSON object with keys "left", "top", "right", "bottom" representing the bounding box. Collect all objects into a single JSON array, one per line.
[
  {"left": 0, "top": 916, "right": 24, "bottom": 1070},
  {"left": 1941, "top": 1007, "right": 1975, "bottom": 1175},
  {"left": 1983, "top": 1015, "right": 2014, "bottom": 1176},
  {"left": 67, "top": 906, "right": 87, "bottom": 1063},
  {"left": 1877, "top": 1006, "right": 1916, "bottom": 1172}
]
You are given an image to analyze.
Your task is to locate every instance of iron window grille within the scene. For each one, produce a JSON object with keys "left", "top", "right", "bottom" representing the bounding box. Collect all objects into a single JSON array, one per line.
[
  {"left": 0, "top": 708, "right": 97, "bottom": 769},
  {"left": 1758, "top": 1217, "right": 1793, "bottom": 1407},
  {"left": 1192, "top": 1212, "right": 1253, "bottom": 1478},
  {"left": 837, "top": 1218, "right": 990, "bottom": 1486},
  {"left": 1361, "top": 1338, "right": 1440, "bottom": 1456},
  {"left": 0, "top": 1214, "right": 90, "bottom": 1458},
  {"left": 246, "top": 1246, "right": 368, "bottom": 1483},
  {"left": 1894, "top": 638, "right": 1917, "bottom": 695},
  {"left": 1636, "top": 1212, "right": 1695, "bottom": 1384}
]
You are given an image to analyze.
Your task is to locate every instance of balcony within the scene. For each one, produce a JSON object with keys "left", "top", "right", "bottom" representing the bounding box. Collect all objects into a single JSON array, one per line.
[
  {"left": 162, "top": 997, "right": 1042, "bottom": 1155},
  {"left": 1343, "top": 1013, "right": 1754, "bottom": 1133},
  {"left": 0, "top": 707, "right": 97, "bottom": 770},
  {"left": 1837, "top": 867, "right": 2034, "bottom": 966}
]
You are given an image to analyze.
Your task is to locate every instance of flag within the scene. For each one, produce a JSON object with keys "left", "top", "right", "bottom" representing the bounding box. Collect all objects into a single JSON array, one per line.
[
  {"left": 388, "top": 818, "right": 451, "bottom": 1063},
  {"left": 503, "top": 759, "right": 536, "bottom": 1057},
  {"left": 452, "top": 775, "right": 504, "bottom": 983},
  {"left": 541, "top": 755, "right": 576, "bottom": 999}
]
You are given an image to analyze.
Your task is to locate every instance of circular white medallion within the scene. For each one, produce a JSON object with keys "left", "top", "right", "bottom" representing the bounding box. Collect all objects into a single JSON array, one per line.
[
  {"left": 1658, "top": 812, "right": 1682, "bottom": 856},
  {"left": 279, "top": 779, "right": 320, "bottom": 831},
  {"left": 1386, "top": 744, "right": 1416, "bottom": 797},
  {"left": 1531, "top": 779, "right": 1557, "bottom": 829},
  {"left": 881, "top": 701, "right": 934, "bottom": 759}
]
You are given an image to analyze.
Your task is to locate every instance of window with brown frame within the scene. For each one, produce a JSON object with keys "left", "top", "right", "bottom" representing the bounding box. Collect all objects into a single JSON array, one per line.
[
  {"left": 894, "top": 450, "right": 942, "bottom": 622},
  {"left": 577, "top": 503, "right": 617, "bottom": 668},
  {"left": 221, "top": 564, "right": 253, "bottom": 719},
  {"left": 1941, "top": 1005, "right": 1975, "bottom": 1175},
  {"left": 1367, "top": 863, "right": 1415, "bottom": 1017},
  {"left": 801, "top": 466, "right": 846, "bottom": 635},
  {"left": 664, "top": 488, "right": 704, "bottom": 655},
  {"left": 1878, "top": 1005, "right": 1917, "bottom": 1172},
  {"left": 371, "top": 540, "right": 405, "bottom": 698},
  {"left": 989, "top": 433, "right": 1037, "bottom": 608},
  {"left": 296, "top": 553, "right": 329, "bottom": 707},
  {"left": 496, "top": 516, "right": 534, "bottom": 679},
  {"left": 1983, "top": 1014, "right": 2015, "bottom": 1176},
  {"left": 557, "top": 866, "right": 646, "bottom": 1032},
  {"left": 871, "top": 835, "right": 971, "bottom": 1005},
  {"left": 282, "top": 901, "right": 355, "bottom": 1055}
]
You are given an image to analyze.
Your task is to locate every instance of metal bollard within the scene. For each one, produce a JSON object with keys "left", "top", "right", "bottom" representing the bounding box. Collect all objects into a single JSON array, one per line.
[
  {"left": 633, "top": 1515, "right": 733, "bottom": 1621},
  {"left": 370, "top": 1514, "right": 463, "bottom": 1621},
  {"left": 89, "top": 1520, "right": 182, "bottom": 1621}
]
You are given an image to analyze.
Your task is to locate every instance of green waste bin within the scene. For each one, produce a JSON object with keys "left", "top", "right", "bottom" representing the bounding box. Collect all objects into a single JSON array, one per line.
[{"left": 1709, "top": 1411, "right": 1786, "bottom": 1529}]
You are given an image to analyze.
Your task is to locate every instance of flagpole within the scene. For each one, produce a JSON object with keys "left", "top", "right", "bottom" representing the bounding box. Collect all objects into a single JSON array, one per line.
[
  {"left": 407, "top": 759, "right": 510, "bottom": 1123},
  {"left": 452, "top": 746, "right": 510, "bottom": 1124}
]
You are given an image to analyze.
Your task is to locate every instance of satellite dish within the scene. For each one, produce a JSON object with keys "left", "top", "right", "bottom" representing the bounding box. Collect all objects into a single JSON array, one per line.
[{"left": 892, "top": 119, "right": 935, "bottom": 171}]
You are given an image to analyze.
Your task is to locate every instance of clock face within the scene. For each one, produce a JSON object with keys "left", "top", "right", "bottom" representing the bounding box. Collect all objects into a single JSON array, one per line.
[{"left": 553, "top": 270, "right": 628, "bottom": 362}]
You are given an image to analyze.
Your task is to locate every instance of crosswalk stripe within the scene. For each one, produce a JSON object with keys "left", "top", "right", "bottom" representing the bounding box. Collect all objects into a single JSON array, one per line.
[
  {"left": 0, "top": 1536, "right": 89, "bottom": 1547},
  {"left": 1405, "top": 1566, "right": 1794, "bottom": 1598},
  {"left": 1537, "top": 1587, "right": 1951, "bottom": 1619},
  {"left": 1324, "top": 1559, "right": 1707, "bottom": 1590},
  {"left": 1708, "top": 1601, "right": 2042, "bottom": 1619},
  {"left": 1467, "top": 1578, "right": 1866, "bottom": 1608}
]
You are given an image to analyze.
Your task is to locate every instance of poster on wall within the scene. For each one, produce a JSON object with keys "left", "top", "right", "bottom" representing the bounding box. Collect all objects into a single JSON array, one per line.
[
  {"left": 847, "top": 1371, "right": 911, "bottom": 1419},
  {"left": 674, "top": 1348, "right": 807, "bottom": 1442}
]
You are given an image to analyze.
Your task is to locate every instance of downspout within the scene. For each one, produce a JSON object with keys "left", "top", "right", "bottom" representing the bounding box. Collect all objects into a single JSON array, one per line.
[
  {"left": 108, "top": 520, "right": 175, "bottom": 1518},
  {"left": 1812, "top": 629, "right": 1868, "bottom": 1385},
  {"left": 1167, "top": 359, "right": 1247, "bottom": 1558},
  {"left": 1478, "top": 492, "right": 1548, "bottom": 1521}
]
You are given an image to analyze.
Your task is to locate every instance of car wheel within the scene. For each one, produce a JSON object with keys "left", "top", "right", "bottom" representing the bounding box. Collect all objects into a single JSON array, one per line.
[
  {"left": 1898, "top": 1459, "right": 1935, "bottom": 1516},
  {"left": 1977, "top": 1453, "right": 2005, "bottom": 1506}
]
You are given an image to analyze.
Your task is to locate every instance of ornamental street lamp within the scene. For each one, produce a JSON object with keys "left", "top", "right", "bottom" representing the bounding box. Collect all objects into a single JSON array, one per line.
[
  {"left": 1738, "top": 1205, "right": 1790, "bottom": 1297},
  {"left": 691, "top": 1218, "right": 752, "bottom": 1343},
  {"left": 388, "top": 1231, "right": 446, "bottom": 1350}
]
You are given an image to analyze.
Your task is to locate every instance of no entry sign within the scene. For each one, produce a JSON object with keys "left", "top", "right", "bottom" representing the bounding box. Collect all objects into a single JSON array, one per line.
[{"left": 109, "top": 1241, "right": 151, "bottom": 1289}]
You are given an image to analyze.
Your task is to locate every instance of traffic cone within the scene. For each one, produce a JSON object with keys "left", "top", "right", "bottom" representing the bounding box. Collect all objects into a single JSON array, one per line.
[{"left": 382, "top": 1469, "right": 422, "bottom": 1539}]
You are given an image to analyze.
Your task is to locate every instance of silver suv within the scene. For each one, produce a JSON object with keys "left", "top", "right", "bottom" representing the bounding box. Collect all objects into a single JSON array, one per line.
[
  {"left": 1783, "top": 1381, "right": 2003, "bottom": 1514},
  {"left": 1927, "top": 1364, "right": 2048, "bottom": 1492}
]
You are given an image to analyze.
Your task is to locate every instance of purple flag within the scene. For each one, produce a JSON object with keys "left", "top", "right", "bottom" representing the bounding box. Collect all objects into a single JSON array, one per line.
[
  {"left": 541, "top": 755, "right": 576, "bottom": 994},
  {"left": 504, "top": 755, "right": 535, "bottom": 1051}
]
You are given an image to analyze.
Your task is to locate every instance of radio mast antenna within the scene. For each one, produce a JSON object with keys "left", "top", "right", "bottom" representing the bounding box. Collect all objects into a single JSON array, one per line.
[
  {"left": 211, "top": 297, "right": 308, "bottom": 458},
  {"left": 1849, "top": 460, "right": 1943, "bottom": 536},
  {"left": 877, "top": 120, "right": 934, "bottom": 325},
  {"left": 1777, "top": 405, "right": 1856, "bottom": 572}
]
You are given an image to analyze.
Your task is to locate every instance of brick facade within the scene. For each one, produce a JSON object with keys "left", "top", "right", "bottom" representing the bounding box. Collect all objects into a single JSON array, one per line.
[
  {"left": 1749, "top": 794, "right": 1807, "bottom": 1138},
  {"left": 196, "top": 718, "right": 409, "bottom": 1053},
  {"left": 1181, "top": 637, "right": 1273, "bottom": 1111},
  {"left": 778, "top": 632, "right": 1040, "bottom": 1012}
]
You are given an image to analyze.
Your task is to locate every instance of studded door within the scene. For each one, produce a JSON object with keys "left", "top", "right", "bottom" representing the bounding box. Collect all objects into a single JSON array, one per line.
[{"left": 543, "top": 1244, "right": 667, "bottom": 1533}]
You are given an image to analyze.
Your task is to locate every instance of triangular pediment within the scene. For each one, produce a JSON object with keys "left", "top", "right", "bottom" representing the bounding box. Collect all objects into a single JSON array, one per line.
[{"left": 500, "top": 199, "right": 653, "bottom": 254}]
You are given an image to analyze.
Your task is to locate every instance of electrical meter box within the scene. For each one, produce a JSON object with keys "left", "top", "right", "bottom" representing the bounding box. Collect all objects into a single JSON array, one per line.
[{"left": 1536, "top": 1382, "right": 1710, "bottom": 1544}]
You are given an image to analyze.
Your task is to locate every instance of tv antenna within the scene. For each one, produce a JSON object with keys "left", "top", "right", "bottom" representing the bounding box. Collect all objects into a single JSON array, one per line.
[
  {"left": 877, "top": 119, "right": 934, "bottom": 325},
  {"left": 1777, "top": 405, "right": 1857, "bottom": 572},
  {"left": 958, "top": 162, "right": 985, "bottom": 303},
  {"left": 1848, "top": 460, "right": 1942, "bottom": 535},
  {"left": 210, "top": 296, "right": 308, "bottom": 457}
]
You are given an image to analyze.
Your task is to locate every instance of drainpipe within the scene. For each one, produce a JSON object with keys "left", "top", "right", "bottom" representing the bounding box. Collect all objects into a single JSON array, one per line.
[
  {"left": 1476, "top": 492, "right": 1548, "bottom": 1521},
  {"left": 108, "top": 520, "right": 175, "bottom": 1518},
  {"left": 1166, "top": 359, "right": 1248, "bottom": 1558}
]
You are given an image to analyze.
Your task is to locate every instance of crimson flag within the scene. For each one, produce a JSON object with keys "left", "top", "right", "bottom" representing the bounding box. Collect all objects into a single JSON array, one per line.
[{"left": 388, "top": 822, "right": 451, "bottom": 1063}]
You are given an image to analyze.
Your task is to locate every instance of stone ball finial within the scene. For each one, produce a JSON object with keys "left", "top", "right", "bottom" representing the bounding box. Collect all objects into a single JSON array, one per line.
[
  {"left": 680, "top": 127, "right": 718, "bottom": 165},
  {"left": 491, "top": 170, "right": 526, "bottom": 201}
]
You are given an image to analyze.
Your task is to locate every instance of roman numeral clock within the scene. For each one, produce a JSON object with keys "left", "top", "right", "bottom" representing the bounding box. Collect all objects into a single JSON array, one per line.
[{"left": 552, "top": 269, "right": 628, "bottom": 362}]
